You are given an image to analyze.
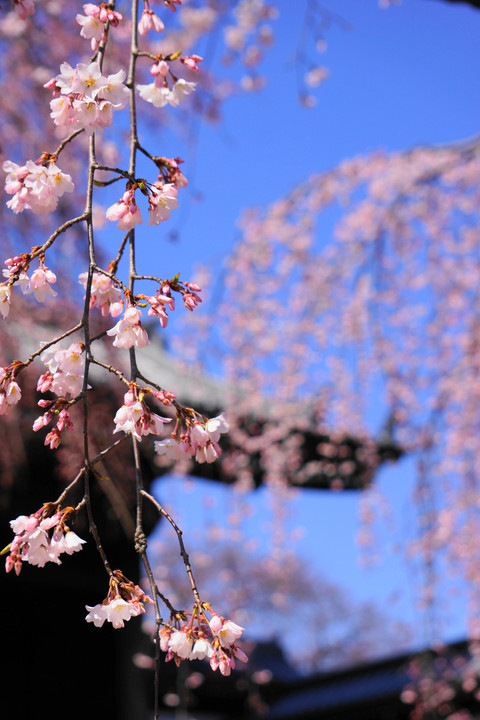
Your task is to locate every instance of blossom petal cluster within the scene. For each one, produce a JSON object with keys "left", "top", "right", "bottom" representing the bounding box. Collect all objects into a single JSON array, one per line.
[
  {"left": 86, "top": 572, "right": 153, "bottom": 629},
  {"left": 106, "top": 182, "right": 179, "bottom": 231},
  {"left": 156, "top": 156, "right": 188, "bottom": 188},
  {"left": 160, "top": 610, "right": 248, "bottom": 676},
  {"left": 144, "top": 287, "right": 175, "bottom": 328},
  {"left": 49, "top": 61, "right": 129, "bottom": 135},
  {"left": 137, "top": 58, "right": 197, "bottom": 108},
  {"left": 148, "top": 182, "right": 178, "bottom": 225},
  {"left": 0, "top": 257, "right": 57, "bottom": 318},
  {"left": 0, "top": 366, "right": 21, "bottom": 414},
  {"left": 3, "top": 159, "right": 74, "bottom": 215},
  {"left": 38, "top": 342, "right": 86, "bottom": 398},
  {"left": 76, "top": 3, "right": 123, "bottom": 51},
  {"left": 33, "top": 404, "right": 74, "bottom": 449},
  {"left": 5, "top": 507, "right": 85, "bottom": 575},
  {"left": 106, "top": 187, "right": 143, "bottom": 231},
  {"left": 138, "top": 8, "right": 165, "bottom": 35},
  {"left": 138, "top": 279, "right": 201, "bottom": 329},
  {"left": 86, "top": 597, "right": 144, "bottom": 628},
  {"left": 113, "top": 388, "right": 171, "bottom": 441},
  {"left": 107, "top": 304, "right": 149, "bottom": 349},
  {"left": 78, "top": 270, "right": 123, "bottom": 317},
  {"left": 155, "top": 413, "right": 229, "bottom": 464}
]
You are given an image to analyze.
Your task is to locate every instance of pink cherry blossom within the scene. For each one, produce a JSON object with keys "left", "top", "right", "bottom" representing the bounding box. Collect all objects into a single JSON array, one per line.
[
  {"left": 168, "top": 630, "right": 194, "bottom": 659},
  {"left": 85, "top": 573, "right": 153, "bottom": 629},
  {"left": 113, "top": 390, "right": 171, "bottom": 441},
  {"left": 169, "top": 79, "right": 197, "bottom": 106},
  {"left": 137, "top": 81, "right": 172, "bottom": 108},
  {"left": 3, "top": 158, "right": 74, "bottom": 215},
  {"left": 106, "top": 189, "right": 143, "bottom": 230},
  {"left": 147, "top": 182, "right": 178, "bottom": 225},
  {"left": 0, "top": 284, "right": 11, "bottom": 318},
  {"left": 6, "top": 507, "right": 85, "bottom": 573},
  {"left": 27, "top": 265, "right": 57, "bottom": 302},
  {"left": 76, "top": 11, "right": 104, "bottom": 49},
  {"left": 79, "top": 271, "right": 123, "bottom": 317},
  {"left": 106, "top": 305, "right": 149, "bottom": 349},
  {"left": 138, "top": 8, "right": 165, "bottom": 35}
]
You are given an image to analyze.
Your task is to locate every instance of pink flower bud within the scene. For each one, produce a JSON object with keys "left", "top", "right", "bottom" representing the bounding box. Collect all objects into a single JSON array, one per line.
[
  {"left": 83, "top": 3, "right": 100, "bottom": 17},
  {"left": 210, "top": 615, "right": 223, "bottom": 634}
]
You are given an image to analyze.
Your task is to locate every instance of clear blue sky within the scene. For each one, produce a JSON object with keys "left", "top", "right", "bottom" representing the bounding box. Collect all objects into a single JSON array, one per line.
[{"left": 136, "top": 0, "right": 480, "bottom": 661}]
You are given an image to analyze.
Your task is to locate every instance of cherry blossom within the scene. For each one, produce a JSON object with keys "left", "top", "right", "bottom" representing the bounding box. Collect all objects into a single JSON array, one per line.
[
  {"left": 190, "top": 637, "right": 214, "bottom": 660},
  {"left": 155, "top": 436, "right": 191, "bottom": 460},
  {"left": 5, "top": 506, "right": 85, "bottom": 574},
  {"left": 113, "top": 388, "right": 171, "bottom": 441},
  {"left": 26, "top": 264, "right": 57, "bottom": 302},
  {"left": 160, "top": 604, "right": 248, "bottom": 673},
  {"left": 0, "top": 0, "right": 249, "bottom": 704},
  {"left": 76, "top": 10, "right": 104, "bottom": 49},
  {"left": 180, "top": 54, "right": 203, "bottom": 73},
  {"left": 169, "top": 630, "right": 194, "bottom": 659},
  {"left": 138, "top": 8, "right": 165, "bottom": 35},
  {"left": 79, "top": 270, "right": 124, "bottom": 317},
  {"left": 0, "top": 284, "right": 12, "bottom": 318},
  {"left": 0, "top": 365, "right": 22, "bottom": 414},
  {"left": 210, "top": 615, "right": 245, "bottom": 647},
  {"left": 39, "top": 342, "right": 86, "bottom": 399},
  {"left": 49, "top": 60, "right": 128, "bottom": 135},
  {"left": 76, "top": 3, "right": 123, "bottom": 51},
  {"left": 137, "top": 72, "right": 197, "bottom": 109},
  {"left": 85, "top": 572, "right": 153, "bottom": 629},
  {"left": 106, "top": 188, "right": 143, "bottom": 230},
  {"left": 106, "top": 305, "right": 149, "bottom": 349},
  {"left": 137, "top": 81, "right": 173, "bottom": 108},
  {"left": 144, "top": 290, "right": 174, "bottom": 328},
  {"left": 86, "top": 598, "right": 141, "bottom": 629},
  {"left": 169, "top": 78, "right": 197, "bottom": 106},
  {"left": 147, "top": 182, "right": 178, "bottom": 225},
  {"left": 154, "top": 412, "right": 228, "bottom": 464},
  {"left": 3, "top": 159, "right": 74, "bottom": 215}
]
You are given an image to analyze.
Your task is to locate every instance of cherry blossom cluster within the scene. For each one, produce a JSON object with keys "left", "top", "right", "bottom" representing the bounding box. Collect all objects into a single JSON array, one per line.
[
  {"left": 138, "top": 1, "right": 165, "bottom": 35},
  {"left": 32, "top": 342, "right": 86, "bottom": 447},
  {"left": 155, "top": 413, "right": 229, "bottom": 464},
  {"left": 113, "top": 386, "right": 172, "bottom": 441},
  {"left": 34, "top": 401, "right": 74, "bottom": 449},
  {"left": 1, "top": 255, "right": 57, "bottom": 319},
  {"left": 107, "top": 303, "right": 149, "bottom": 349},
  {"left": 37, "top": 342, "right": 86, "bottom": 399},
  {"left": 137, "top": 58, "right": 197, "bottom": 109},
  {"left": 76, "top": 3, "right": 123, "bottom": 52},
  {"left": 86, "top": 570, "right": 153, "bottom": 629},
  {"left": 48, "top": 61, "right": 129, "bottom": 135},
  {"left": 0, "top": 365, "right": 21, "bottom": 415},
  {"left": 78, "top": 268, "right": 123, "bottom": 318},
  {"left": 3, "top": 157, "right": 74, "bottom": 215},
  {"left": 105, "top": 181, "right": 179, "bottom": 231},
  {"left": 139, "top": 277, "right": 201, "bottom": 329},
  {"left": 154, "top": 156, "right": 188, "bottom": 189},
  {"left": 1, "top": 0, "right": 241, "bottom": 696},
  {"left": 160, "top": 608, "right": 248, "bottom": 676},
  {"left": 4, "top": 505, "right": 85, "bottom": 574}
]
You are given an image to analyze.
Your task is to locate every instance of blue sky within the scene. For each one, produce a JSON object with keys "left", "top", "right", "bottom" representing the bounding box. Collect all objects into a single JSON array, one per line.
[
  {"left": 136, "top": 0, "right": 480, "bottom": 662},
  {"left": 138, "top": 0, "right": 480, "bottom": 276}
]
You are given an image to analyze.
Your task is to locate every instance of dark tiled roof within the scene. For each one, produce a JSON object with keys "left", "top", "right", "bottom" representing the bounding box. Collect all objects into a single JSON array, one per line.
[{"left": 267, "top": 661, "right": 410, "bottom": 718}]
